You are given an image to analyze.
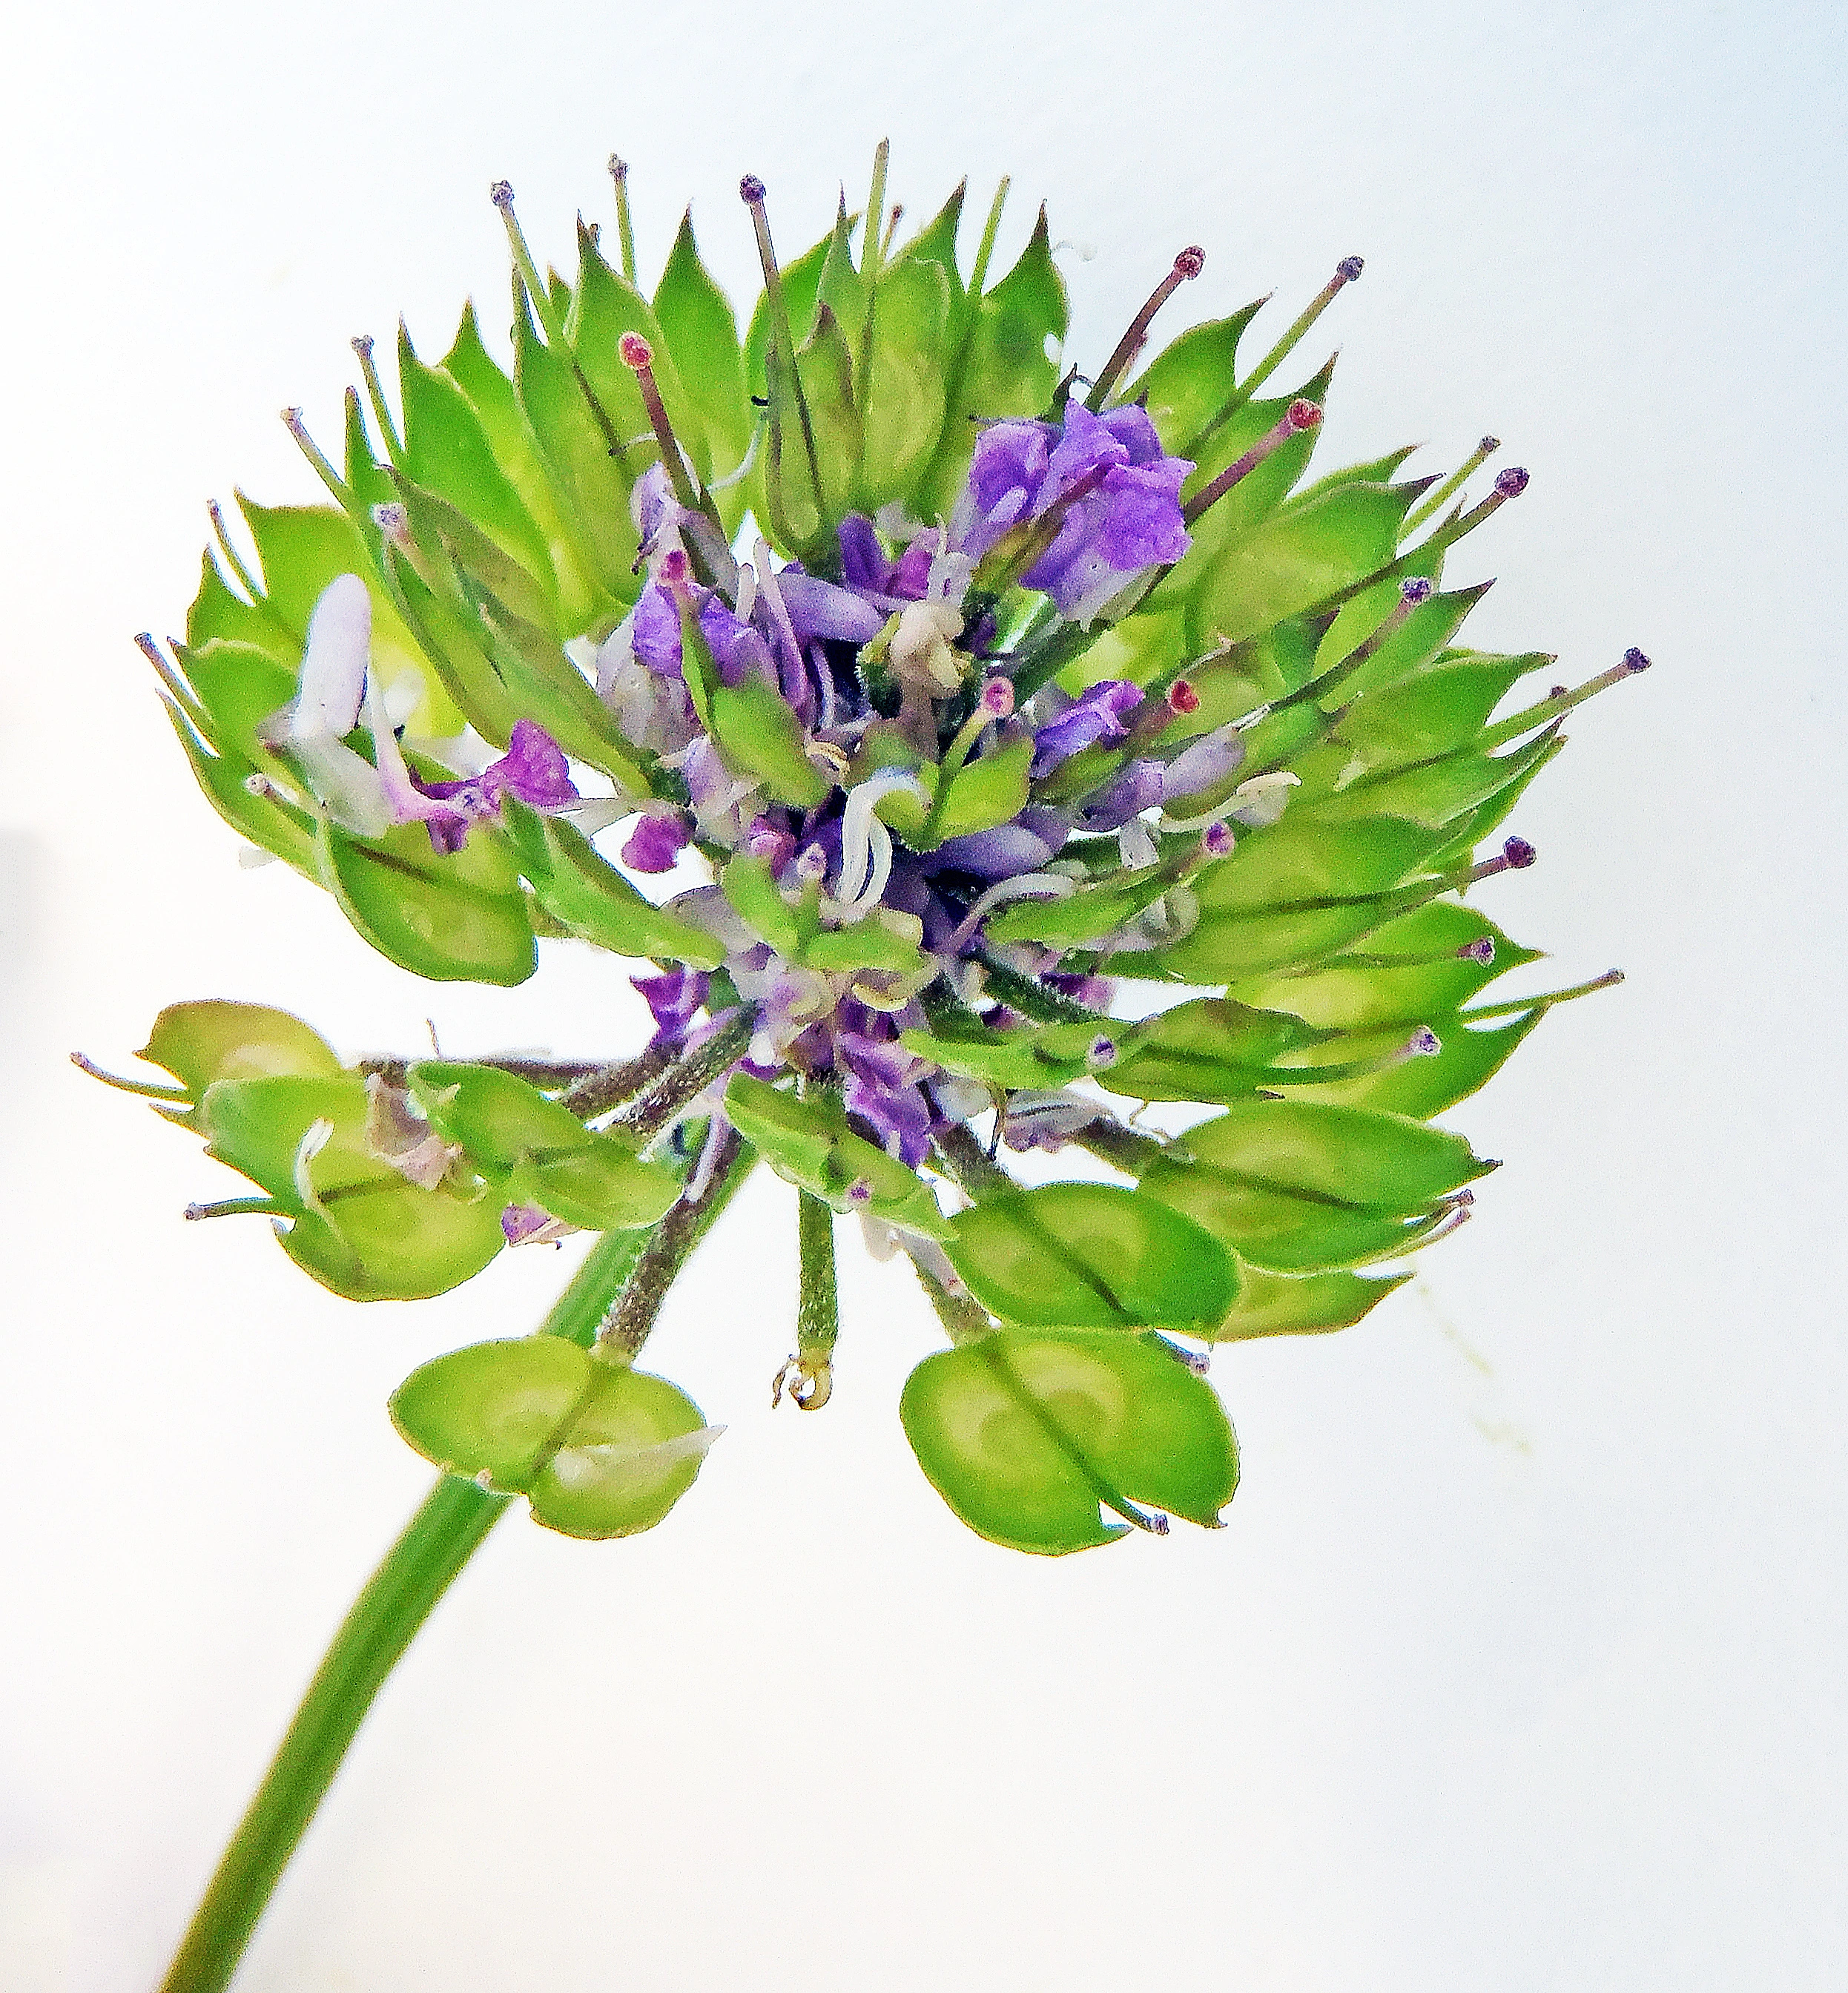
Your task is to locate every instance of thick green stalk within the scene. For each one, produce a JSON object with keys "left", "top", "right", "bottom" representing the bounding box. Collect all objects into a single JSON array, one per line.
[{"left": 154, "top": 1196, "right": 723, "bottom": 1993}]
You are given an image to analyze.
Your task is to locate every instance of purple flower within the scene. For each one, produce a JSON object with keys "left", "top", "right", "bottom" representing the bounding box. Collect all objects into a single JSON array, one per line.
[
  {"left": 844, "top": 1074, "right": 934, "bottom": 1167},
  {"left": 633, "top": 966, "right": 710, "bottom": 1050},
  {"left": 1159, "top": 726, "right": 1247, "bottom": 804},
  {"left": 412, "top": 719, "right": 579, "bottom": 853},
  {"left": 772, "top": 572, "right": 889, "bottom": 647},
  {"left": 952, "top": 422, "right": 1051, "bottom": 563},
  {"left": 621, "top": 807, "right": 693, "bottom": 873},
  {"left": 1029, "top": 680, "right": 1145, "bottom": 777},
  {"left": 631, "top": 584, "right": 779, "bottom": 690},
  {"left": 1075, "top": 757, "right": 1165, "bottom": 831},
  {"left": 837, "top": 514, "right": 891, "bottom": 593},
  {"left": 951, "top": 404, "right": 1193, "bottom": 625}
]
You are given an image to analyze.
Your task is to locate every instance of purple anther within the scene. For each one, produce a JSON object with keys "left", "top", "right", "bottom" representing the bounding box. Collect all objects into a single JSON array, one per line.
[
  {"left": 1407, "top": 1026, "right": 1442, "bottom": 1057},
  {"left": 1550, "top": 684, "right": 1569, "bottom": 699},
  {"left": 1502, "top": 834, "right": 1537, "bottom": 869},
  {"left": 1087, "top": 1035, "right": 1119, "bottom": 1070},
  {"left": 618, "top": 331, "right": 655, "bottom": 369},
  {"left": 1456, "top": 936, "right": 1496, "bottom": 963},
  {"left": 1494, "top": 466, "right": 1530, "bottom": 498},
  {"left": 1623, "top": 646, "right": 1652, "bottom": 673},
  {"left": 980, "top": 676, "right": 1016, "bottom": 719},
  {"left": 1336, "top": 255, "right": 1364, "bottom": 282},
  {"left": 845, "top": 1178, "right": 874, "bottom": 1206},
  {"left": 1202, "top": 820, "right": 1235, "bottom": 857},
  {"left": 739, "top": 174, "right": 767, "bottom": 203},
  {"left": 351, "top": 334, "right": 374, "bottom": 359},
  {"left": 1399, "top": 576, "right": 1434, "bottom": 605},
  {"left": 1174, "top": 246, "right": 1206, "bottom": 280},
  {"left": 489, "top": 180, "right": 515, "bottom": 208},
  {"left": 1479, "top": 435, "right": 1502, "bottom": 453},
  {"left": 1287, "top": 398, "right": 1324, "bottom": 431}
]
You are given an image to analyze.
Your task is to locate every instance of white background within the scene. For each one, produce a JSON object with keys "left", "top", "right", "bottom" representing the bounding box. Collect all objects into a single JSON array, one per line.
[{"left": 2, "top": 2, "right": 1843, "bottom": 1986}]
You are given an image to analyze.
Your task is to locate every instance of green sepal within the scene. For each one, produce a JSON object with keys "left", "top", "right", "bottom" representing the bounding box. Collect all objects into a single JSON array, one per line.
[
  {"left": 408, "top": 1061, "right": 679, "bottom": 1229},
  {"left": 389, "top": 1339, "right": 717, "bottom": 1540},
  {"left": 857, "top": 255, "right": 952, "bottom": 510},
  {"left": 914, "top": 205, "right": 1067, "bottom": 517},
  {"left": 161, "top": 700, "right": 318, "bottom": 873},
  {"left": 900, "top": 1013, "right": 1119, "bottom": 1092},
  {"left": 709, "top": 672, "right": 832, "bottom": 808},
  {"left": 900, "top": 1331, "right": 1237, "bottom": 1554},
  {"left": 722, "top": 1074, "right": 952, "bottom": 1238},
  {"left": 981, "top": 865, "right": 1172, "bottom": 947},
  {"left": 945, "top": 1182, "right": 1238, "bottom": 1334},
  {"left": 1186, "top": 478, "right": 1426, "bottom": 653},
  {"left": 929, "top": 741, "right": 1032, "bottom": 845},
  {"left": 1135, "top": 1099, "right": 1493, "bottom": 1273},
  {"left": 719, "top": 851, "right": 809, "bottom": 958},
  {"left": 140, "top": 1001, "right": 342, "bottom": 1110},
  {"left": 509, "top": 281, "right": 640, "bottom": 595},
  {"left": 1205, "top": 1264, "right": 1410, "bottom": 1341},
  {"left": 1304, "top": 729, "right": 1562, "bottom": 831},
  {"left": 174, "top": 639, "right": 298, "bottom": 761},
  {"left": 315, "top": 817, "right": 538, "bottom": 987},
  {"left": 504, "top": 800, "right": 725, "bottom": 967},
  {"left": 396, "top": 324, "right": 556, "bottom": 596},
  {"left": 1123, "top": 297, "right": 1270, "bottom": 455},
  {"left": 1271, "top": 1007, "right": 1547, "bottom": 1120},
  {"left": 1137, "top": 813, "right": 1448, "bottom": 982},
  {"left": 1314, "top": 645, "right": 1545, "bottom": 765},
  {"left": 1230, "top": 901, "right": 1541, "bottom": 1030},
  {"left": 197, "top": 1072, "right": 505, "bottom": 1300},
  {"left": 653, "top": 209, "right": 752, "bottom": 491},
  {"left": 1097, "top": 998, "right": 1332, "bottom": 1104}
]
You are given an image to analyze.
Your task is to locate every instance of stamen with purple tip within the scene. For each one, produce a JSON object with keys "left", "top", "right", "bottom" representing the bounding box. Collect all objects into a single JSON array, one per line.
[
  {"left": 1236, "top": 254, "right": 1364, "bottom": 402},
  {"left": 1085, "top": 245, "right": 1207, "bottom": 412},
  {"left": 619, "top": 330, "right": 704, "bottom": 516},
  {"left": 1403, "top": 434, "right": 1503, "bottom": 536},
  {"left": 1181, "top": 398, "right": 1322, "bottom": 527},
  {"left": 1476, "top": 646, "right": 1654, "bottom": 750},
  {"left": 1465, "top": 834, "right": 1537, "bottom": 883},
  {"left": 741, "top": 172, "right": 827, "bottom": 533},
  {"left": 607, "top": 154, "right": 638, "bottom": 283}
]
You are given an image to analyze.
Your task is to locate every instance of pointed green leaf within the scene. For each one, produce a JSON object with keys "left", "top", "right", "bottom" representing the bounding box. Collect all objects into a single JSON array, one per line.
[
  {"left": 653, "top": 210, "right": 752, "bottom": 484},
  {"left": 1207, "top": 1265, "right": 1410, "bottom": 1341},
  {"left": 946, "top": 1182, "right": 1237, "bottom": 1334},
  {"left": 901, "top": 1331, "right": 1238, "bottom": 1554},
  {"left": 505, "top": 803, "right": 726, "bottom": 967}
]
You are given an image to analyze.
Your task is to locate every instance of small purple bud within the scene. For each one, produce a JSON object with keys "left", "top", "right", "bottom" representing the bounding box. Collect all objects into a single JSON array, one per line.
[
  {"left": 1202, "top": 820, "right": 1235, "bottom": 857},
  {"left": 1494, "top": 466, "right": 1530, "bottom": 498},
  {"left": 488, "top": 179, "right": 515, "bottom": 209},
  {"left": 1406, "top": 1026, "right": 1442, "bottom": 1057},
  {"left": 1456, "top": 936, "right": 1496, "bottom": 964},
  {"left": 1087, "top": 1035, "right": 1118, "bottom": 1070},
  {"left": 1399, "top": 576, "right": 1433, "bottom": 605},
  {"left": 1502, "top": 834, "right": 1537, "bottom": 869},
  {"left": 351, "top": 333, "right": 374, "bottom": 360},
  {"left": 608, "top": 154, "right": 627, "bottom": 182},
  {"left": 1336, "top": 255, "right": 1364, "bottom": 283},
  {"left": 1287, "top": 398, "right": 1324, "bottom": 431},
  {"left": 618, "top": 331, "right": 655, "bottom": 370},
  {"left": 1622, "top": 646, "right": 1652, "bottom": 673},
  {"left": 1479, "top": 435, "right": 1502, "bottom": 453},
  {"left": 980, "top": 676, "right": 1016, "bottom": 719},
  {"left": 1174, "top": 246, "right": 1207, "bottom": 280},
  {"left": 739, "top": 174, "right": 767, "bottom": 204},
  {"left": 845, "top": 1178, "right": 874, "bottom": 1206}
]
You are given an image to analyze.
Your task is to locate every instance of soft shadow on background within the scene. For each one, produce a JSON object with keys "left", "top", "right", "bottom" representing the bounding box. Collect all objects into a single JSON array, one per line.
[{"left": 2, "top": 2, "right": 1842, "bottom": 1987}]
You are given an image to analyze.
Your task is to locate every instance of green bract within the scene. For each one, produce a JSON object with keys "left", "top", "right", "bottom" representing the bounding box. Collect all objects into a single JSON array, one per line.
[{"left": 102, "top": 150, "right": 1640, "bottom": 1556}]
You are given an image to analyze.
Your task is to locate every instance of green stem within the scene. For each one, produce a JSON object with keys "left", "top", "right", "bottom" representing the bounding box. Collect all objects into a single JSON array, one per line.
[{"left": 154, "top": 1221, "right": 674, "bottom": 1993}]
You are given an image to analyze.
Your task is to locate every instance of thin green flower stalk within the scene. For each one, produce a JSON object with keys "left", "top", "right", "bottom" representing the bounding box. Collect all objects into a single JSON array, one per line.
[{"left": 87, "top": 145, "right": 1649, "bottom": 1988}]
